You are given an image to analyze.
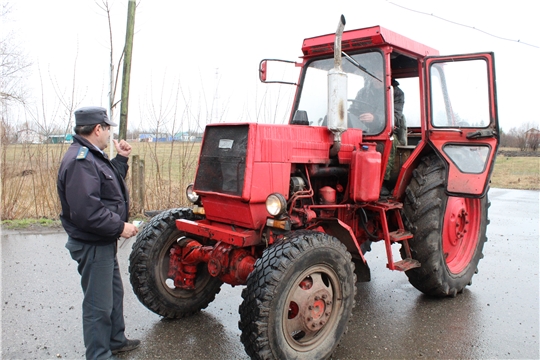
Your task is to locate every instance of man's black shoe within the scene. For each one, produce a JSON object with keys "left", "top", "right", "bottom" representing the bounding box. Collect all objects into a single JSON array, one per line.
[{"left": 111, "top": 339, "right": 141, "bottom": 355}]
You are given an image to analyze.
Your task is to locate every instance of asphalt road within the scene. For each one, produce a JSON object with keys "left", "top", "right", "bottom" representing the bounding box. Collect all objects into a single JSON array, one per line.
[{"left": 1, "top": 188, "right": 538, "bottom": 359}]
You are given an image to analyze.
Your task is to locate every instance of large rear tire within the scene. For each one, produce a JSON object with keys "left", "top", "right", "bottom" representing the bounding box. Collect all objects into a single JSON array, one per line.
[
  {"left": 402, "top": 154, "right": 489, "bottom": 297},
  {"left": 239, "top": 231, "right": 356, "bottom": 359},
  {"left": 129, "top": 208, "right": 223, "bottom": 318}
]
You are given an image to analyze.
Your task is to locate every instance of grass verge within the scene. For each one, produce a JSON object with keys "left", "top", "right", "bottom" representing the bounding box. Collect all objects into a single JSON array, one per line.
[
  {"left": 490, "top": 156, "right": 540, "bottom": 190},
  {"left": 1, "top": 218, "right": 62, "bottom": 230}
]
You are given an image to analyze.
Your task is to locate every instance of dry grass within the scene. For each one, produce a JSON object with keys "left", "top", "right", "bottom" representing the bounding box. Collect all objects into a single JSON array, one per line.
[
  {"left": 0, "top": 142, "right": 538, "bottom": 221},
  {"left": 130, "top": 141, "right": 201, "bottom": 212},
  {"left": 0, "top": 141, "right": 201, "bottom": 220},
  {"left": 491, "top": 155, "right": 540, "bottom": 190},
  {"left": 1, "top": 143, "right": 69, "bottom": 220}
]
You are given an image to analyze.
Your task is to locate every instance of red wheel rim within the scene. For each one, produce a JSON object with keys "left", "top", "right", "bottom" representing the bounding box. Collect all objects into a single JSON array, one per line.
[
  {"left": 442, "top": 196, "right": 481, "bottom": 274},
  {"left": 282, "top": 265, "right": 341, "bottom": 351}
]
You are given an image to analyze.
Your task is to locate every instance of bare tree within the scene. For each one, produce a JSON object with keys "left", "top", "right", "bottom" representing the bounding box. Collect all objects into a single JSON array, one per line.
[
  {"left": 96, "top": 0, "right": 123, "bottom": 156},
  {"left": 0, "top": 2, "right": 31, "bottom": 110},
  {"left": 96, "top": 0, "right": 138, "bottom": 153}
]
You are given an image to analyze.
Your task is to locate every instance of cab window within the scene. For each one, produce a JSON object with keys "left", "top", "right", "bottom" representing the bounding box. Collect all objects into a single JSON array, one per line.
[
  {"left": 297, "top": 51, "right": 385, "bottom": 135},
  {"left": 430, "top": 60, "right": 491, "bottom": 128}
]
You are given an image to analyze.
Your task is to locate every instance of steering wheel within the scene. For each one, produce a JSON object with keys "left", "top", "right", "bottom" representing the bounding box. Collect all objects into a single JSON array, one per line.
[{"left": 348, "top": 99, "right": 371, "bottom": 108}]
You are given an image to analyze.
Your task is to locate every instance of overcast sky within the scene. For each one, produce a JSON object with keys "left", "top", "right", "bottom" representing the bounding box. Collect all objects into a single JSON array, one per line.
[{"left": 5, "top": 0, "right": 540, "bottom": 133}]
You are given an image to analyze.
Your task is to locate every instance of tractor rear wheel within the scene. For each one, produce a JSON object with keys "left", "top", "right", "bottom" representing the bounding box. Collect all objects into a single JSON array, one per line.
[
  {"left": 402, "top": 154, "right": 489, "bottom": 297},
  {"left": 239, "top": 231, "right": 356, "bottom": 359},
  {"left": 129, "top": 208, "right": 223, "bottom": 318}
]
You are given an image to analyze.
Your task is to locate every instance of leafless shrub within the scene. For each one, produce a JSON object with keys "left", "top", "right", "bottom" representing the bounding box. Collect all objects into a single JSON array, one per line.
[
  {"left": 1, "top": 142, "right": 63, "bottom": 219},
  {"left": 501, "top": 122, "right": 540, "bottom": 151},
  {"left": 527, "top": 129, "right": 539, "bottom": 151}
]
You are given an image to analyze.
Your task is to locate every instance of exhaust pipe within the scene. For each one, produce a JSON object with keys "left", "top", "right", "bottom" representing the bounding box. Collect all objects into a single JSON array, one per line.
[{"left": 327, "top": 15, "right": 347, "bottom": 157}]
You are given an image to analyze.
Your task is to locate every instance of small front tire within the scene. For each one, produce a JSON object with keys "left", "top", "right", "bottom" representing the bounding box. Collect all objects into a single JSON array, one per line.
[
  {"left": 239, "top": 231, "right": 356, "bottom": 359},
  {"left": 129, "top": 208, "right": 223, "bottom": 318}
]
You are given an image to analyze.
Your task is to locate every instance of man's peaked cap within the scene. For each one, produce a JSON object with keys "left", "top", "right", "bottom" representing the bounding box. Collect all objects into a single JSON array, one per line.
[{"left": 74, "top": 106, "right": 117, "bottom": 126}]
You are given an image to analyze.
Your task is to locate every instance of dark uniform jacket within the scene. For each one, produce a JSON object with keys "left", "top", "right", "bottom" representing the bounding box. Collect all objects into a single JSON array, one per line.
[
  {"left": 57, "top": 135, "right": 130, "bottom": 245},
  {"left": 348, "top": 79, "right": 405, "bottom": 140},
  {"left": 348, "top": 84, "right": 385, "bottom": 134}
]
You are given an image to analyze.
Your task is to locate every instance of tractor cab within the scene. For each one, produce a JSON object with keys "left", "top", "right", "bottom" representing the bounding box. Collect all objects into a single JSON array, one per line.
[{"left": 261, "top": 25, "right": 499, "bottom": 198}]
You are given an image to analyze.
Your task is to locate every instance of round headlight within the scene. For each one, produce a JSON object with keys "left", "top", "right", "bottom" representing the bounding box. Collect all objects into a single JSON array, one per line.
[
  {"left": 266, "top": 193, "right": 287, "bottom": 217},
  {"left": 186, "top": 183, "right": 199, "bottom": 203}
]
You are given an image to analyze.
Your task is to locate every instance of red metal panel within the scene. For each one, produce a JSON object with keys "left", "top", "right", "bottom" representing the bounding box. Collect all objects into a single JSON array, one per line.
[
  {"left": 253, "top": 124, "right": 363, "bottom": 164},
  {"left": 250, "top": 162, "right": 290, "bottom": 203},
  {"left": 175, "top": 219, "right": 260, "bottom": 247},
  {"left": 255, "top": 124, "right": 333, "bottom": 163},
  {"left": 202, "top": 195, "right": 267, "bottom": 230},
  {"left": 339, "top": 129, "right": 363, "bottom": 164},
  {"left": 430, "top": 137, "right": 497, "bottom": 195}
]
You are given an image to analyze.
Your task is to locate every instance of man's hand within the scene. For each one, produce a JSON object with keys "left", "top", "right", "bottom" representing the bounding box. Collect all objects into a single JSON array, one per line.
[
  {"left": 121, "top": 222, "right": 138, "bottom": 238},
  {"left": 113, "top": 139, "right": 132, "bottom": 157},
  {"left": 359, "top": 113, "right": 375, "bottom": 122}
]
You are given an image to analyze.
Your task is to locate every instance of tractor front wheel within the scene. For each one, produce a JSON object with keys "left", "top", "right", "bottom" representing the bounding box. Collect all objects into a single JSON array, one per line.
[
  {"left": 239, "top": 231, "right": 356, "bottom": 359},
  {"left": 402, "top": 154, "right": 489, "bottom": 297},
  {"left": 129, "top": 208, "right": 223, "bottom": 318}
]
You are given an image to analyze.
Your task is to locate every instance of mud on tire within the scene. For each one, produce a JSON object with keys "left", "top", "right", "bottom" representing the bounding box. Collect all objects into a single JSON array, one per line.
[
  {"left": 129, "top": 208, "right": 223, "bottom": 318},
  {"left": 238, "top": 231, "right": 356, "bottom": 360},
  {"left": 402, "top": 154, "right": 489, "bottom": 297}
]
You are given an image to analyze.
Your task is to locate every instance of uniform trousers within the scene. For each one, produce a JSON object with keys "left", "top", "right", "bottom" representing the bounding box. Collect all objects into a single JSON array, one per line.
[{"left": 66, "top": 237, "right": 127, "bottom": 360}]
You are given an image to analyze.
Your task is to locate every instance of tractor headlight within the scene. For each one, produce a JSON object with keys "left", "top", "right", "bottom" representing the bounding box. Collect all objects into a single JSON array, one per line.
[
  {"left": 186, "top": 183, "right": 199, "bottom": 203},
  {"left": 266, "top": 193, "right": 287, "bottom": 218}
]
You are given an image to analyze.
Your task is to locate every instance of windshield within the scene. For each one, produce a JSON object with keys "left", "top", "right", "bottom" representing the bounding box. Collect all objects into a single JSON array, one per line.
[{"left": 296, "top": 51, "right": 385, "bottom": 135}]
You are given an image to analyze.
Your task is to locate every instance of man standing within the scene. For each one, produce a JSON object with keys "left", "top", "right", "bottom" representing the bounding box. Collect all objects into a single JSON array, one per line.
[{"left": 57, "top": 106, "right": 140, "bottom": 360}]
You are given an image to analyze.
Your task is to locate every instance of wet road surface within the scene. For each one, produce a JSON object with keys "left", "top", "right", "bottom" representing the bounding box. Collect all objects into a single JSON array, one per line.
[{"left": 1, "top": 188, "right": 538, "bottom": 359}]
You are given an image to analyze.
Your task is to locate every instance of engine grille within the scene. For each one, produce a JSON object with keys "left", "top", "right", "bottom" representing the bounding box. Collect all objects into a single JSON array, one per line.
[{"left": 195, "top": 125, "right": 248, "bottom": 196}]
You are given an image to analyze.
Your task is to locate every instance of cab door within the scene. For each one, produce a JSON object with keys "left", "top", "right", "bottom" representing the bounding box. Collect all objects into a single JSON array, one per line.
[{"left": 424, "top": 53, "right": 499, "bottom": 197}]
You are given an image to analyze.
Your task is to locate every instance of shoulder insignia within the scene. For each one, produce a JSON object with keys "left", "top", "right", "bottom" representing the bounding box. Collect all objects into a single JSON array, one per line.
[{"left": 76, "top": 147, "right": 89, "bottom": 160}]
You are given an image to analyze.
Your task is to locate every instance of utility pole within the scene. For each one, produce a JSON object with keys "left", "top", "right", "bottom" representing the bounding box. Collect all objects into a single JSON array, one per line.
[
  {"left": 108, "top": 61, "right": 114, "bottom": 158},
  {"left": 119, "top": 0, "right": 136, "bottom": 140}
]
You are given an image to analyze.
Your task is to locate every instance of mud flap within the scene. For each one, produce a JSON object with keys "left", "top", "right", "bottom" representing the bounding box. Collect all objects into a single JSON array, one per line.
[{"left": 352, "top": 256, "right": 371, "bottom": 282}]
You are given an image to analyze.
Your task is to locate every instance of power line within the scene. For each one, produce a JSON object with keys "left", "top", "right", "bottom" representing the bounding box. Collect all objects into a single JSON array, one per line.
[{"left": 387, "top": 1, "right": 539, "bottom": 49}]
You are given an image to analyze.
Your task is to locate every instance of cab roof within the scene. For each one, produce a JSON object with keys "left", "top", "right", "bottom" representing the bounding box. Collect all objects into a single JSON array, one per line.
[{"left": 302, "top": 25, "right": 439, "bottom": 58}]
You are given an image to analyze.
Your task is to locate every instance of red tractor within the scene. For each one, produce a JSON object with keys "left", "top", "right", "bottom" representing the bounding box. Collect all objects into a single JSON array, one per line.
[{"left": 129, "top": 16, "right": 499, "bottom": 359}]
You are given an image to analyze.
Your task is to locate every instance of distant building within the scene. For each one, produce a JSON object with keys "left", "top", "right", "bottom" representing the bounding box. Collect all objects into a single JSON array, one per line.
[
  {"left": 525, "top": 128, "right": 539, "bottom": 138},
  {"left": 138, "top": 134, "right": 152, "bottom": 142},
  {"left": 48, "top": 134, "right": 73, "bottom": 144},
  {"left": 139, "top": 133, "right": 172, "bottom": 142},
  {"left": 525, "top": 128, "right": 539, "bottom": 150},
  {"left": 174, "top": 132, "right": 196, "bottom": 142}
]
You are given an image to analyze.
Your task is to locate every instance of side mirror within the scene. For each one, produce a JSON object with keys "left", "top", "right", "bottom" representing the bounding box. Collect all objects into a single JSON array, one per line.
[
  {"left": 259, "top": 60, "right": 267, "bottom": 82},
  {"left": 258, "top": 59, "right": 300, "bottom": 85}
]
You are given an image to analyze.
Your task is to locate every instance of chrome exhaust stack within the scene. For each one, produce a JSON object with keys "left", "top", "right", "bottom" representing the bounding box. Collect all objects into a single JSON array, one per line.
[{"left": 327, "top": 15, "right": 347, "bottom": 157}]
